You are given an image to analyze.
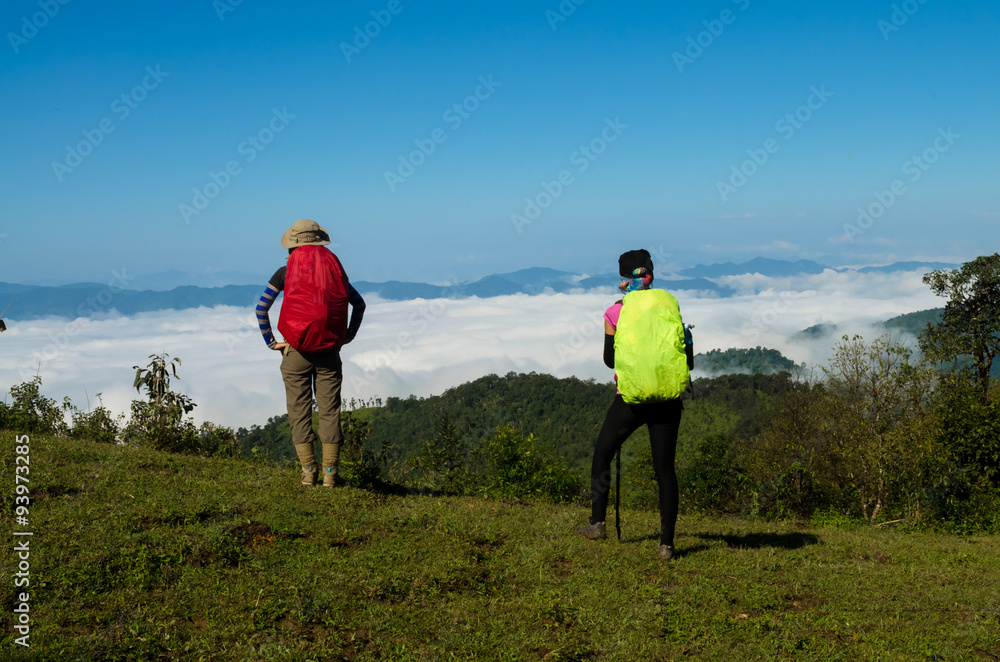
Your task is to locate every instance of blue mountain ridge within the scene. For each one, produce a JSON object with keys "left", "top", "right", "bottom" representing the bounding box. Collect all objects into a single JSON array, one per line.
[
  {"left": 680, "top": 258, "right": 830, "bottom": 278},
  {"left": 0, "top": 260, "right": 957, "bottom": 321}
]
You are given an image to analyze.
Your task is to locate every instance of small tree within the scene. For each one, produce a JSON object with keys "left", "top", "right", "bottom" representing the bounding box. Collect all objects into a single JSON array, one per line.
[
  {"left": 339, "top": 397, "right": 388, "bottom": 487},
  {"left": 133, "top": 352, "right": 195, "bottom": 413},
  {"left": 921, "top": 253, "right": 1000, "bottom": 401},
  {"left": 741, "top": 380, "right": 844, "bottom": 518},
  {"left": 415, "top": 416, "right": 471, "bottom": 493},
  {"left": 124, "top": 353, "right": 198, "bottom": 453},
  {"left": 823, "top": 334, "right": 935, "bottom": 523}
]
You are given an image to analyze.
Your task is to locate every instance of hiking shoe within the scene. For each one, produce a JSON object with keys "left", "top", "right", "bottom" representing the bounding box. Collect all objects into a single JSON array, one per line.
[
  {"left": 575, "top": 521, "right": 607, "bottom": 540},
  {"left": 301, "top": 466, "right": 317, "bottom": 486},
  {"left": 322, "top": 468, "right": 346, "bottom": 488},
  {"left": 657, "top": 544, "right": 674, "bottom": 561}
]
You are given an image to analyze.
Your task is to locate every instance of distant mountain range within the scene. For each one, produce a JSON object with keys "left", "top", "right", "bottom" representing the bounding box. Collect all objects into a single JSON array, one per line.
[
  {"left": 679, "top": 257, "right": 957, "bottom": 279},
  {"left": 0, "top": 259, "right": 957, "bottom": 321},
  {"left": 353, "top": 268, "right": 734, "bottom": 301},
  {"left": 680, "top": 258, "right": 830, "bottom": 278}
]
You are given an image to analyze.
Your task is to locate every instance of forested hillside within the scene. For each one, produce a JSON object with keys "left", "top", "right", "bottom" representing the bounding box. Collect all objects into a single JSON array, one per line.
[
  {"left": 370, "top": 372, "right": 613, "bottom": 474},
  {"left": 238, "top": 371, "right": 797, "bottom": 482},
  {"left": 239, "top": 373, "right": 613, "bottom": 473},
  {"left": 880, "top": 308, "right": 943, "bottom": 336},
  {"left": 694, "top": 346, "right": 802, "bottom": 376},
  {"left": 877, "top": 309, "right": 999, "bottom": 377}
]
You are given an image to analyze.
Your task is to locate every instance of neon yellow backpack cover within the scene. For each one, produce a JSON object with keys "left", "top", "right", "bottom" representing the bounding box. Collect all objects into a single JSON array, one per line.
[{"left": 614, "top": 289, "right": 690, "bottom": 403}]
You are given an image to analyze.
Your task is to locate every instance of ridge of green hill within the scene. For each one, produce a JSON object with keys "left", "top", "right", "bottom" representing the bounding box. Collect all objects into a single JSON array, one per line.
[
  {"left": 878, "top": 308, "right": 944, "bottom": 336},
  {"left": 241, "top": 372, "right": 612, "bottom": 474},
  {"left": 370, "top": 372, "right": 611, "bottom": 474},
  {"left": 240, "top": 371, "right": 799, "bottom": 485}
]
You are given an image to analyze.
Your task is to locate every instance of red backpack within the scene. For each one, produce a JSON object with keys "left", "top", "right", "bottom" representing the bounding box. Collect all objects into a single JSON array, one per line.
[{"left": 277, "top": 245, "right": 350, "bottom": 352}]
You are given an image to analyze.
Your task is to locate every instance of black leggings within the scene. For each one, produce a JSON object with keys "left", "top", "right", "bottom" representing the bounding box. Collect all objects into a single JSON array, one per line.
[{"left": 590, "top": 395, "right": 682, "bottom": 545}]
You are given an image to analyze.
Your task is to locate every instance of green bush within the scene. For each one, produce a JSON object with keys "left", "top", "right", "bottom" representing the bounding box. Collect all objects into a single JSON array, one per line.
[
  {"left": 478, "top": 423, "right": 583, "bottom": 503},
  {"left": 197, "top": 421, "right": 241, "bottom": 459},
  {"left": 933, "top": 488, "right": 1000, "bottom": 535},
  {"left": 122, "top": 400, "right": 201, "bottom": 454},
  {"left": 60, "top": 392, "right": 123, "bottom": 444},
  {"left": 0, "top": 376, "right": 67, "bottom": 435},
  {"left": 68, "top": 400, "right": 123, "bottom": 444},
  {"left": 678, "top": 433, "right": 742, "bottom": 512},
  {"left": 410, "top": 416, "right": 474, "bottom": 493},
  {"left": 739, "top": 382, "right": 846, "bottom": 518},
  {"left": 340, "top": 401, "right": 391, "bottom": 488},
  {"left": 121, "top": 402, "right": 240, "bottom": 459},
  {"left": 922, "top": 377, "right": 1000, "bottom": 530}
]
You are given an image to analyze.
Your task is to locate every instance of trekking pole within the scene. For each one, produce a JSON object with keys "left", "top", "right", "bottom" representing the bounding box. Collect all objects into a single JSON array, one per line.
[{"left": 615, "top": 448, "right": 622, "bottom": 542}]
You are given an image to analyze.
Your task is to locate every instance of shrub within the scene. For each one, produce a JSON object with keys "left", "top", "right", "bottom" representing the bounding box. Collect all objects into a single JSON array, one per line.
[
  {"left": 340, "top": 399, "right": 390, "bottom": 488},
  {"left": 678, "top": 433, "right": 741, "bottom": 512},
  {"left": 739, "top": 381, "right": 846, "bottom": 518},
  {"left": 0, "top": 377, "right": 67, "bottom": 435},
  {"left": 122, "top": 400, "right": 200, "bottom": 454},
  {"left": 68, "top": 395, "right": 124, "bottom": 444},
  {"left": 123, "top": 352, "right": 234, "bottom": 457},
  {"left": 922, "top": 376, "right": 1000, "bottom": 530},
  {"left": 411, "top": 416, "right": 474, "bottom": 493},
  {"left": 197, "top": 422, "right": 241, "bottom": 459},
  {"left": 621, "top": 444, "right": 657, "bottom": 511},
  {"left": 478, "top": 424, "right": 583, "bottom": 503}
]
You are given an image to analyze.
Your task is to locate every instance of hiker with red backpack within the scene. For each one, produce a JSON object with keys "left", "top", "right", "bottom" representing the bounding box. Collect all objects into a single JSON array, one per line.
[
  {"left": 256, "top": 219, "right": 366, "bottom": 487},
  {"left": 576, "top": 249, "right": 694, "bottom": 561}
]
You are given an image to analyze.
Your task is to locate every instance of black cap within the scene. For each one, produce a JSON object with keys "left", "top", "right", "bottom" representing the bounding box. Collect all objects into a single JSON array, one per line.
[{"left": 618, "top": 249, "right": 654, "bottom": 278}]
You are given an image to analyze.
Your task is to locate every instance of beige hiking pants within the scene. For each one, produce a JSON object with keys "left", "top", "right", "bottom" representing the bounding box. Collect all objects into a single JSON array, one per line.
[{"left": 280, "top": 346, "right": 343, "bottom": 471}]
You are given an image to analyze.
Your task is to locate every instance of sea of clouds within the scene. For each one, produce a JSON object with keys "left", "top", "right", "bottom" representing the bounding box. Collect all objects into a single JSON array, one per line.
[{"left": 0, "top": 270, "right": 940, "bottom": 430}]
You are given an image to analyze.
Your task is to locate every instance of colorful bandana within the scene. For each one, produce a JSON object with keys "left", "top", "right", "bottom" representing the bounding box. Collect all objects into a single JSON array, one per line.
[{"left": 618, "top": 267, "right": 652, "bottom": 294}]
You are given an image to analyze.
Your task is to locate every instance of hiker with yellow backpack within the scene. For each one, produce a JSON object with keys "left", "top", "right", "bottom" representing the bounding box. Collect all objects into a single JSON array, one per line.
[{"left": 576, "top": 249, "right": 693, "bottom": 561}]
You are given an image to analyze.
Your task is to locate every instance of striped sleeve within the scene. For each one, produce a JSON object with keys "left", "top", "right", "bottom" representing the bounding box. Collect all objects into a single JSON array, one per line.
[{"left": 255, "top": 283, "right": 280, "bottom": 348}]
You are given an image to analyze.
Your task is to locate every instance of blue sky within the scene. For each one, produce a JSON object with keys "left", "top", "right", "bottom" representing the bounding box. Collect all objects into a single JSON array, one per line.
[{"left": 1, "top": 0, "right": 997, "bottom": 286}]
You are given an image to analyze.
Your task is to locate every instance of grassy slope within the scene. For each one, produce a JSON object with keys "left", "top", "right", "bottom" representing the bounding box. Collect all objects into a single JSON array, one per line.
[{"left": 3, "top": 432, "right": 999, "bottom": 661}]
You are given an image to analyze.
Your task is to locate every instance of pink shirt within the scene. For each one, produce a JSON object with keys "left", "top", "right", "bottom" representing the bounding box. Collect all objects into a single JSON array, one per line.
[{"left": 604, "top": 300, "right": 623, "bottom": 330}]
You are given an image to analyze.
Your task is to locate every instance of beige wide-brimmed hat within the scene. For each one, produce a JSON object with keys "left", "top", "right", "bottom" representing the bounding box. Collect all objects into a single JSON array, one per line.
[{"left": 281, "top": 219, "right": 331, "bottom": 249}]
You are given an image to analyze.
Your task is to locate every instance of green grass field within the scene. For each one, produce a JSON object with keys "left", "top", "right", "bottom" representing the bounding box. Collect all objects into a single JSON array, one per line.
[{"left": 3, "top": 431, "right": 999, "bottom": 661}]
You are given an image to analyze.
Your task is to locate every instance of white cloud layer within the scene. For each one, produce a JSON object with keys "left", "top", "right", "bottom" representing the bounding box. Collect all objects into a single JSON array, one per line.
[{"left": 0, "top": 271, "right": 941, "bottom": 430}]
